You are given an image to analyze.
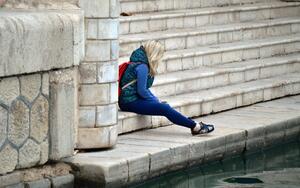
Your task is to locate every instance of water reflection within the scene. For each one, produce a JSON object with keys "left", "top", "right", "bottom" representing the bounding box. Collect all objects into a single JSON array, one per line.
[{"left": 130, "top": 141, "right": 300, "bottom": 188}]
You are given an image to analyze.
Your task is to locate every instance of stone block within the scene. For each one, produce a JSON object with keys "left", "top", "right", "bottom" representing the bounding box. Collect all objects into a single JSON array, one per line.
[
  {"left": 212, "top": 96, "right": 237, "bottom": 113},
  {"left": 183, "top": 16, "right": 196, "bottom": 28},
  {"left": 211, "top": 13, "right": 228, "bottom": 25},
  {"left": 98, "top": 19, "right": 119, "bottom": 39},
  {"left": 149, "top": 19, "right": 167, "bottom": 32},
  {"left": 176, "top": 79, "right": 197, "bottom": 95},
  {"left": 166, "top": 59, "right": 182, "bottom": 72},
  {"left": 222, "top": 50, "right": 242, "bottom": 63},
  {"left": 152, "top": 84, "right": 176, "bottom": 97},
  {"left": 214, "top": 74, "right": 229, "bottom": 87},
  {"left": 79, "top": 63, "right": 97, "bottom": 84},
  {"left": 0, "top": 77, "right": 20, "bottom": 106},
  {"left": 76, "top": 126, "right": 117, "bottom": 149},
  {"left": 18, "top": 139, "right": 40, "bottom": 168},
  {"left": 240, "top": 11, "right": 256, "bottom": 22},
  {"left": 79, "top": 107, "right": 96, "bottom": 128},
  {"left": 202, "top": 33, "right": 218, "bottom": 45},
  {"left": 110, "top": 0, "right": 120, "bottom": 18},
  {"left": 264, "top": 121, "right": 286, "bottom": 147},
  {"left": 24, "top": 179, "right": 51, "bottom": 188},
  {"left": 242, "top": 48, "right": 259, "bottom": 60},
  {"left": 219, "top": 32, "right": 233, "bottom": 43},
  {"left": 86, "top": 19, "right": 98, "bottom": 39},
  {"left": 8, "top": 100, "right": 30, "bottom": 147},
  {"left": 97, "top": 62, "right": 118, "bottom": 83},
  {"left": 182, "top": 57, "right": 195, "bottom": 70},
  {"left": 242, "top": 90, "right": 264, "bottom": 106},
  {"left": 0, "top": 144, "right": 18, "bottom": 174},
  {"left": 0, "top": 105, "right": 8, "bottom": 148},
  {"left": 245, "top": 68, "right": 259, "bottom": 81},
  {"left": 167, "top": 17, "right": 184, "bottom": 29},
  {"left": 96, "top": 104, "right": 117, "bottom": 126},
  {"left": 187, "top": 35, "right": 202, "bottom": 48},
  {"left": 0, "top": 12, "right": 83, "bottom": 77},
  {"left": 50, "top": 174, "right": 74, "bottom": 188},
  {"left": 49, "top": 68, "right": 78, "bottom": 160},
  {"left": 130, "top": 21, "right": 149, "bottom": 33},
  {"left": 203, "top": 53, "right": 221, "bottom": 65},
  {"left": 42, "top": 73, "right": 49, "bottom": 96},
  {"left": 111, "top": 40, "right": 120, "bottom": 61},
  {"left": 196, "top": 15, "right": 210, "bottom": 26},
  {"left": 189, "top": 142, "right": 205, "bottom": 166},
  {"left": 204, "top": 137, "right": 226, "bottom": 162},
  {"left": 30, "top": 96, "right": 49, "bottom": 143},
  {"left": 260, "top": 44, "right": 284, "bottom": 58},
  {"left": 6, "top": 183, "right": 24, "bottom": 188},
  {"left": 39, "top": 140, "right": 49, "bottom": 165},
  {"left": 85, "top": 40, "right": 111, "bottom": 62},
  {"left": 79, "top": 84, "right": 110, "bottom": 105},
  {"left": 165, "top": 37, "right": 186, "bottom": 51},
  {"left": 121, "top": 116, "right": 152, "bottom": 133},
  {"left": 225, "top": 131, "right": 246, "bottom": 157},
  {"left": 20, "top": 74, "right": 41, "bottom": 102},
  {"left": 79, "top": 0, "right": 109, "bottom": 18},
  {"left": 110, "top": 82, "right": 118, "bottom": 103},
  {"left": 229, "top": 71, "right": 244, "bottom": 84},
  {"left": 0, "top": 172, "right": 22, "bottom": 187}
]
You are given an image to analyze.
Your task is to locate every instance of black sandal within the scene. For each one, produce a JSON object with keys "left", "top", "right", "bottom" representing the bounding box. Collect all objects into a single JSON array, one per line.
[{"left": 191, "top": 122, "right": 215, "bottom": 135}]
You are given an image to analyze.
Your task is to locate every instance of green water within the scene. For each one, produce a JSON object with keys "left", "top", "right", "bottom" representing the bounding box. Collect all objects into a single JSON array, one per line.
[{"left": 129, "top": 141, "right": 300, "bottom": 188}]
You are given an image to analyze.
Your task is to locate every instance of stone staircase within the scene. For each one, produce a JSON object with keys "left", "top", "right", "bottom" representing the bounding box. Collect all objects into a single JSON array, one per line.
[{"left": 118, "top": 0, "right": 300, "bottom": 134}]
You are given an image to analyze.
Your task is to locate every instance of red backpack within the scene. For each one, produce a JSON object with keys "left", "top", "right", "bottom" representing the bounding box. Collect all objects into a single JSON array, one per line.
[{"left": 118, "top": 62, "right": 132, "bottom": 97}]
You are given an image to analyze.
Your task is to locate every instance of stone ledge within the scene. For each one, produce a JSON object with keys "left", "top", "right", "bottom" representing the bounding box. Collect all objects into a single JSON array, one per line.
[
  {"left": 63, "top": 95, "right": 300, "bottom": 187},
  {"left": 0, "top": 9, "right": 84, "bottom": 78}
]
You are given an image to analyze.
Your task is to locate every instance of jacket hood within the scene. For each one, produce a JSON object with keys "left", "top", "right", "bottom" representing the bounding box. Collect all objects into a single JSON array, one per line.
[{"left": 130, "top": 46, "right": 149, "bottom": 65}]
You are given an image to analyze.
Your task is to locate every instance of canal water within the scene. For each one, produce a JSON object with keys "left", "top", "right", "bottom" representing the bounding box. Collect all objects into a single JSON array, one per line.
[{"left": 129, "top": 140, "right": 300, "bottom": 188}]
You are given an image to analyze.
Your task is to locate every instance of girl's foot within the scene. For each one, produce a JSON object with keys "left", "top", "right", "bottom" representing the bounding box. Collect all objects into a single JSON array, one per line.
[{"left": 191, "top": 122, "right": 214, "bottom": 135}]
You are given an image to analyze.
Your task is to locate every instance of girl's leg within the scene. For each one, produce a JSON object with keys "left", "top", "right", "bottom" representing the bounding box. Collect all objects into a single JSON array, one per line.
[{"left": 119, "top": 99, "right": 196, "bottom": 129}]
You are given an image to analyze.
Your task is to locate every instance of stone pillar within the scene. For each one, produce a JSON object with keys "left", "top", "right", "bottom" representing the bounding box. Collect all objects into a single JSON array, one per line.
[{"left": 77, "top": 0, "right": 119, "bottom": 149}]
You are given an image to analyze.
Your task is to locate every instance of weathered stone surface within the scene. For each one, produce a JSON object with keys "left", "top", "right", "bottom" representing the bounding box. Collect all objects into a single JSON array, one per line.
[
  {"left": 30, "top": 96, "right": 49, "bottom": 143},
  {"left": 0, "top": 171, "right": 22, "bottom": 187},
  {"left": 49, "top": 68, "right": 78, "bottom": 160},
  {"left": 0, "top": 12, "right": 83, "bottom": 77},
  {"left": 19, "top": 139, "right": 41, "bottom": 168},
  {"left": 24, "top": 179, "right": 51, "bottom": 188},
  {"left": 79, "top": 63, "right": 97, "bottom": 84},
  {"left": 8, "top": 100, "right": 30, "bottom": 147},
  {"left": 79, "top": 0, "right": 110, "bottom": 18},
  {"left": 39, "top": 139, "right": 49, "bottom": 165},
  {"left": 96, "top": 104, "right": 117, "bottom": 126},
  {"left": 97, "top": 62, "right": 118, "bottom": 83},
  {"left": 20, "top": 74, "right": 41, "bottom": 102},
  {"left": 76, "top": 126, "right": 117, "bottom": 149},
  {"left": 0, "top": 144, "right": 18, "bottom": 174},
  {"left": 0, "top": 77, "right": 19, "bottom": 106},
  {"left": 79, "top": 106, "right": 96, "bottom": 128},
  {"left": 42, "top": 73, "right": 49, "bottom": 96},
  {"left": 50, "top": 174, "right": 74, "bottom": 188},
  {"left": 0, "top": 105, "right": 8, "bottom": 147},
  {"left": 79, "top": 84, "right": 110, "bottom": 105}
]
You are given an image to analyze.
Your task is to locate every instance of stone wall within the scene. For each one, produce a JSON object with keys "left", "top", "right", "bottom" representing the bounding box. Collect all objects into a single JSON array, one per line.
[
  {"left": 76, "top": 0, "right": 119, "bottom": 149},
  {"left": 0, "top": 4, "right": 83, "bottom": 174},
  {"left": 0, "top": 73, "right": 50, "bottom": 174},
  {"left": 1, "top": 0, "right": 79, "bottom": 9}
]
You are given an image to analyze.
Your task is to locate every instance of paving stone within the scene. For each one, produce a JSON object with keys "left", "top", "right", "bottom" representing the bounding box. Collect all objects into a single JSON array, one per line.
[
  {"left": 8, "top": 100, "right": 30, "bottom": 147},
  {"left": 24, "top": 179, "right": 51, "bottom": 188},
  {"left": 30, "top": 96, "right": 49, "bottom": 143},
  {"left": 42, "top": 73, "right": 49, "bottom": 96},
  {"left": 50, "top": 174, "right": 74, "bottom": 188},
  {"left": 39, "top": 139, "right": 49, "bottom": 165},
  {"left": 0, "top": 105, "right": 8, "bottom": 148},
  {"left": 0, "top": 172, "right": 22, "bottom": 187},
  {"left": 0, "top": 144, "right": 18, "bottom": 174},
  {"left": 0, "top": 77, "right": 20, "bottom": 106},
  {"left": 20, "top": 74, "right": 41, "bottom": 102},
  {"left": 19, "top": 139, "right": 41, "bottom": 168}
]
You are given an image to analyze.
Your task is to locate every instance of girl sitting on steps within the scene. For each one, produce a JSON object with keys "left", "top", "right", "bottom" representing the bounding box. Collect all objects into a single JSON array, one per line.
[{"left": 118, "top": 40, "right": 214, "bottom": 135}]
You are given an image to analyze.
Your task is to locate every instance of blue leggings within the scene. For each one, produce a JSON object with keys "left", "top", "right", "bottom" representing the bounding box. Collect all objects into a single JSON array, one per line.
[{"left": 119, "top": 99, "right": 196, "bottom": 129}]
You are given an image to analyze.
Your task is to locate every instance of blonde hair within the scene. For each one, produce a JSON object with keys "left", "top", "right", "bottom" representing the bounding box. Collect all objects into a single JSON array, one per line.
[{"left": 143, "top": 40, "right": 164, "bottom": 76}]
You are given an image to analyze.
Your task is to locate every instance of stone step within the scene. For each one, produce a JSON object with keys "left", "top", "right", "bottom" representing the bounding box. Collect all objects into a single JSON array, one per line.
[
  {"left": 120, "top": 0, "right": 278, "bottom": 14},
  {"left": 120, "top": 17, "right": 300, "bottom": 57},
  {"left": 64, "top": 95, "right": 300, "bottom": 187},
  {"left": 151, "top": 53, "right": 300, "bottom": 97},
  {"left": 118, "top": 72, "right": 300, "bottom": 134},
  {"left": 120, "top": 2, "right": 300, "bottom": 34},
  {"left": 120, "top": 33, "right": 300, "bottom": 74}
]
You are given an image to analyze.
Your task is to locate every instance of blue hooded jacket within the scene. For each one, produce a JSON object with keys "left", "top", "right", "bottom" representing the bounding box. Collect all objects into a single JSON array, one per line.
[{"left": 119, "top": 46, "right": 155, "bottom": 104}]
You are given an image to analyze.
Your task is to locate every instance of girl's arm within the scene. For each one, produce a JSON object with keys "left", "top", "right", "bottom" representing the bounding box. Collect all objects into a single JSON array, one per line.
[{"left": 136, "top": 64, "right": 159, "bottom": 102}]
